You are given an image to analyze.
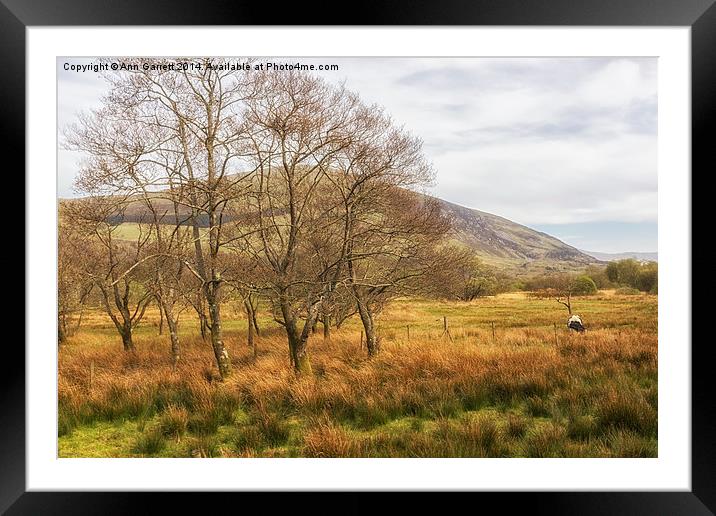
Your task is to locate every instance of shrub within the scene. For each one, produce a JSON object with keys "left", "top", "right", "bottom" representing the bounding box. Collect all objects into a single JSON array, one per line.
[
  {"left": 608, "top": 259, "right": 657, "bottom": 292},
  {"left": 636, "top": 264, "right": 658, "bottom": 292},
  {"left": 584, "top": 265, "right": 613, "bottom": 289},
  {"left": 571, "top": 276, "right": 598, "bottom": 295}
]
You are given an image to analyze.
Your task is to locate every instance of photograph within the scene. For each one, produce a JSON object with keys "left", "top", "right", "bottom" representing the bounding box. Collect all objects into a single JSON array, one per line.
[{"left": 56, "top": 56, "right": 658, "bottom": 459}]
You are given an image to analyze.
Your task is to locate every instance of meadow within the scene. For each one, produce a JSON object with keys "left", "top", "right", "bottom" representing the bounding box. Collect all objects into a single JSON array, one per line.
[{"left": 58, "top": 291, "right": 658, "bottom": 458}]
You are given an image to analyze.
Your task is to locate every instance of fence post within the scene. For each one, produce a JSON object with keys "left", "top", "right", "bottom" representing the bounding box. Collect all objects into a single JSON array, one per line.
[
  {"left": 553, "top": 323, "right": 558, "bottom": 346},
  {"left": 407, "top": 324, "right": 410, "bottom": 341},
  {"left": 442, "top": 316, "right": 453, "bottom": 342}
]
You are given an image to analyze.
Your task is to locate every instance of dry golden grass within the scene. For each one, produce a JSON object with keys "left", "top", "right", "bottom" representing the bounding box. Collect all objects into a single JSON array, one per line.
[{"left": 58, "top": 294, "right": 658, "bottom": 458}]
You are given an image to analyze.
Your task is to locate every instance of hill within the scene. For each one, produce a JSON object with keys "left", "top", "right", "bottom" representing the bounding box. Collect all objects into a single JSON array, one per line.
[{"left": 432, "top": 197, "right": 599, "bottom": 273}]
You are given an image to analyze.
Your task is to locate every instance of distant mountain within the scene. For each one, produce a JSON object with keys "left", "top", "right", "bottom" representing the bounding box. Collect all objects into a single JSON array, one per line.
[
  {"left": 581, "top": 250, "right": 658, "bottom": 262},
  {"left": 431, "top": 197, "right": 599, "bottom": 273}
]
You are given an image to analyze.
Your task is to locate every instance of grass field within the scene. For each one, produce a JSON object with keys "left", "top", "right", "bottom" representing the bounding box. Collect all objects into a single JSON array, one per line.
[{"left": 58, "top": 291, "right": 658, "bottom": 458}]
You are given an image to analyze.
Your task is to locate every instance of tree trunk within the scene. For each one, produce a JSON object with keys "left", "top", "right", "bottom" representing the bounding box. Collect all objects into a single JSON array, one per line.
[
  {"left": 120, "top": 326, "right": 135, "bottom": 352},
  {"left": 247, "top": 312, "right": 254, "bottom": 350},
  {"left": 287, "top": 324, "right": 310, "bottom": 373},
  {"left": 323, "top": 314, "right": 331, "bottom": 339},
  {"left": 58, "top": 315, "right": 67, "bottom": 345},
  {"left": 280, "top": 296, "right": 315, "bottom": 375},
  {"left": 288, "top": 330, "right": 312, "bottom": 375},
  {"left": 206, "top": 286, "right": 231, "bottom": 379},
  {"left": 356, "top": 298, "right": 379, "bottom": 356},
  {"left": 247, "top": 311, "right": 257, "bottom": 361},
  {"left": 161, "top": 301, "right": 180, "bottom": 370},
  {"left": 244, "top": 298, "right": 257, "bottom": 359},
  {"left": 243, "top": 297, "right": 261, "bottom": 342},
  {"left": 74, "top": 306, "right": 85, "bottom": 335},
  {"left": 158, "top": 302, "right": 164, "bottom": 335},
  {"left": 251, "top": 309, "right": 261, "bottom": 337},
  {"left": 168, "top": 323, "right": 180, "bottom": 370},
  {"left": 199, "top": 313, "right": 208, "bottom": 341}
]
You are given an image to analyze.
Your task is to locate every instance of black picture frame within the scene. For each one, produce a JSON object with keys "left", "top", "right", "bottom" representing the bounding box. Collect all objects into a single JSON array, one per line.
[{"left": 4, "top": 1, "right": 713, "bottom": 513}]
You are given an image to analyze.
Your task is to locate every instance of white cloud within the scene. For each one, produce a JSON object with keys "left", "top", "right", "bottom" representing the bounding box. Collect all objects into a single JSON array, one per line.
[{"left": 313, "top": 57, "right": 657, "bottom": 227}]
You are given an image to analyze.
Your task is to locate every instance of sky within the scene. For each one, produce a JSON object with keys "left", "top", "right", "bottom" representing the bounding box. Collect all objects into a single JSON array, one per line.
[{"left": 57, "top": 57, "right": 657, "bottom": 254}]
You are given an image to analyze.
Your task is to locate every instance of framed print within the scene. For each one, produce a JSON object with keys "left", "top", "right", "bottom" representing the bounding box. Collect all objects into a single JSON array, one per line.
[{"left": 4, "top": 0, "right": 714, "bottom": 513}]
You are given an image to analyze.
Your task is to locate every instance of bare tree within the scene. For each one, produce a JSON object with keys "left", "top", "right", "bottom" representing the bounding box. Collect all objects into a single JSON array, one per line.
[
  {"left": 425, "top": 245, "right": 504, "bottom": 301},
  {"left": 62, "top": 60, "right": 456, "bottom": 372},
  {"left": 64, "top": 58, "right": 260, "bottom": 379},
  {"left": 346, "top": 190, "right": 450, "bottom": 355},
  {"left": 64, "top": 197, "right": 153, "bottom": 352},
  {"left": 223, "top": 252, "right": 266, "bottom": 361},
  {"left": 329, "top": 105, "right": 441, "bottom": 356},
  {"left": 58, "top": 209, "right": 94, "bottom": 344},
  {"left": 237, "top": 72, "right": 361, "bottom": 373}
]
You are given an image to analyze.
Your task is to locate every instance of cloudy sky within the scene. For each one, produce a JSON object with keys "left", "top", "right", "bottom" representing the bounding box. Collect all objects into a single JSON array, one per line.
[{"left": 58, "top": 57, "right": 657, "bottom": 253}]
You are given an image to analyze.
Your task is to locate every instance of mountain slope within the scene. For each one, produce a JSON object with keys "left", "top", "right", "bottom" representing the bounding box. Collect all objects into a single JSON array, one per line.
[{"left": 432, "top": 197, "right": 599, "bottom": 272}]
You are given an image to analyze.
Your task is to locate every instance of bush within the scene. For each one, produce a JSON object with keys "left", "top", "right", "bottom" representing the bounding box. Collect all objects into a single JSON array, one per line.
[
  {"left": 571, "top": 275, "right": 597, "bottom": 295},
  {"left": 607, "top": 259, "right": 657, "bottom": 292},
  {"left": 636, "top": 264, "right": 658, "bottom": 292},
  {"left": 584, "top": 265, "right": 613, "bottom": 289},
  {"left": 525, "top": 274, "right": 596, "bottom": 297}
]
